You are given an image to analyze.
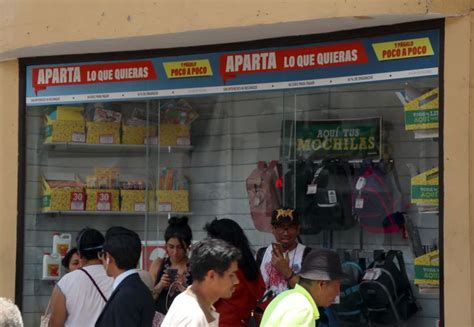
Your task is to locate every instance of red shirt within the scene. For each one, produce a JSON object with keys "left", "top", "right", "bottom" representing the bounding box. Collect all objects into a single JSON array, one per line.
[{"left": 214, "top": 267, "right": 266, "bottom": 326}]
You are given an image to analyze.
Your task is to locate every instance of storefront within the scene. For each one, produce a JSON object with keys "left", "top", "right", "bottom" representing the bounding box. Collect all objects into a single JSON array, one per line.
[
  {"left": 1, "top": 2, "right": 474, "bottom": 326},
  {"left": 14, "top": 19, "right": 444, "bottom": 326}
]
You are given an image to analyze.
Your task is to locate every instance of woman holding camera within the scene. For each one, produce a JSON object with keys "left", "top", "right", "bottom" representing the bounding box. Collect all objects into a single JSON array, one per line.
[{"left": 149, "top": 216, "right": 193, "bottom": 314}]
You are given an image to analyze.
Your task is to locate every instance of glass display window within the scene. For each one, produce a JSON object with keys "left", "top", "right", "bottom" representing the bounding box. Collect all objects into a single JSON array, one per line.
[{"left": 20, "top": 25, "right": 441, "bottom": 326}]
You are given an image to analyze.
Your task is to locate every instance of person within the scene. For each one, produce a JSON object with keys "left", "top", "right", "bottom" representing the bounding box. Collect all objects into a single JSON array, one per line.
[
  {"left": 49, "top": 228, "right": 113, "bottom": 327},
  {"left": 260, "top": 249, "right": 345, "bottom": 327},
  {"left": 205, "top": 218, "right": 266, "bottom": 326},
  {"left": 162, "top": 238, "right": 241, "bottom": 327},
  {"left": 0, "top": 297, "right": 23, "bottom": 327},
  {"left": 256, "top": 207, "right": 311, "bottom": 297},
  {"left": 95, "top": 227, "right": 155, "bottom": 327},
  {"left": 149, "top": 216, "right": 193, "bottom": 314},
  {"left": 61, "top": 247, "right": 81, "bottom": 273}
]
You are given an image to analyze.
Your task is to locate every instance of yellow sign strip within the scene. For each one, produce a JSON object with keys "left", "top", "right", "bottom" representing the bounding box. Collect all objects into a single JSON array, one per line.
[
  {"left": 163, "top": 60, "right": 213, "bottom": 79},
  {"left": 372, "top": 37, "right": 434, "bottom": 61}
]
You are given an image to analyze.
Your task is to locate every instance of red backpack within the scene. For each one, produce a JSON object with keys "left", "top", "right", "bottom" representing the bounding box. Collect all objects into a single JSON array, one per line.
[{"left": 246, "top": 161, "right": 281, "bottom": 233}]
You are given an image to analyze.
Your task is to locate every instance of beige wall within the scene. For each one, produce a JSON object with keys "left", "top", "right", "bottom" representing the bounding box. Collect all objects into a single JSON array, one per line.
[
  {"left": 0, "top": 0, "right": 470, "bottom": 58},
  {"left": 0, "top": 0, "right": 473, "bottom": 325},
  {"left": 0, "top": 60, "right": 18, "bottom": 300},
  {"left": 444, "top": 16, "right": 473, "bottom": 327}
]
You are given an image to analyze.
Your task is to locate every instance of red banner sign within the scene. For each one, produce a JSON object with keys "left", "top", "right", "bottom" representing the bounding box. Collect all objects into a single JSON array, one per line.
[
  {"left": 219, "top": 41, "right": 368, "bottom": 81},
  {"left": 32, "top": 60, "right": 157, "bottom": 94}
]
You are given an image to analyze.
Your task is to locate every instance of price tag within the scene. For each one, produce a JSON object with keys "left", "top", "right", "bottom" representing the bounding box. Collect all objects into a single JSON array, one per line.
[
  {"left": 99, "top": 134, "right": 114, "bottom": 144},
  {"left": 328, "top": 190, "right": 337, "bottom": 204},
  {"left": 71, "top": 132, "right": 86, "bottom": 143},
  {"left": 159, "top": 202, "right": 172, "bottom": 212},
  {"left": 70, "top": 192, "right": 85, "bottom": 210},
  {"left": 306, "top": 184, "right": 317, "bottom": 195},
  {"left": 134, "top": 203, "right": 146, "bottom": 212},
  {"left": 355, "top": 198, "right": 364, "bottom": 209},
  {"left": 145, "top": 137, "right": 158, "bottom": 145},
  {"left": 177, "top": 137, "right": 190, "bottom": 146},
  {"left": 97, "top": 192, "right": 112, "bottom": 211}
]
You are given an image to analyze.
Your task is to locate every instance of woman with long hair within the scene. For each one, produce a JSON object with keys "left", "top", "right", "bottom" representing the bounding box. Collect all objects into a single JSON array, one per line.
[
  {"left": 149, "top": 216, "right": 193, "bottom": 314},
  {"left": 205, "top": 218, "right": 266, "bottom": 326}
]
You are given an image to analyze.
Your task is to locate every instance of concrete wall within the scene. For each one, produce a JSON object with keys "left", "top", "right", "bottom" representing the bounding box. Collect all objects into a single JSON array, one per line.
[
  {"left": 1, "top": 0, "right": 474, "bottom": 325},
  {"left": 0, "top": 60, "right": 19, "bottom": 299}
]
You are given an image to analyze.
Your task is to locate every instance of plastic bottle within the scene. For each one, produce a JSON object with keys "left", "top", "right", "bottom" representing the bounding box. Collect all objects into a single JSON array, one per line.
[
  {"left": 42, "top": 253, "right": 61, "bottom": 280},
  {"left": 53, "top": 233, "right": 72, "bottom": 257}
]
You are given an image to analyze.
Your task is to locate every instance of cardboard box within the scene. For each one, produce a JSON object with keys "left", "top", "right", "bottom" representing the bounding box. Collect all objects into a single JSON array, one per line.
[
  {"left": 86, "top": 189, "right": 120, "bottom": 211},
  {"left": 44, "top": 120, "right": 86, "bottom": 143},
  {"left": 86, "top": 122, "right": 121, "bottom": 144},
  {"left": 122, "top": 124, "right": 157, "bottom": 145},
  {"left": 42, "top": 178, "right": 85, "bottom": 211},
  {"left": 121, "top": 190, "right": 155, "bottom": 212},
  {"left": 159, "top": 124, "right": 190, "bottom": 146},
  {"left": 157, "top": 190, "right": 189, "bottom": 212},
  {"left": 414, "top": 250, "right": 439, "bottom": 286}
]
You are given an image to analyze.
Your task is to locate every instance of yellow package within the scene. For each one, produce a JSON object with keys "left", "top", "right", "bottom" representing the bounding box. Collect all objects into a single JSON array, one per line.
[
  {"left": 42, "top": 178, "right": 85, "bottom": 211},
  {"left": 157, "top": 190, "right": 189, "bottom": 212},
  {"left": 44, "top": 120, "right": 86, "bottom": 143},
  {"left": 86, "top": 189, "right": 120, "bottom": 211},
  {"left": 122, "top": 124, "right": 158, "bottom": 145},
  {"left": 414, "top": 250, "right": 439, "bottom": 286},
  {"left": 47, "top": 106, "right": 85, "bottom": 121},
  {"left": 159, "top": 124, "right": 190, "bottom": 146},
  {"left": 121, "top": 190, "right": 155, "bottom": 212},
  {"left": 86, "top": 122, "right": 121, "bottom": 144}
]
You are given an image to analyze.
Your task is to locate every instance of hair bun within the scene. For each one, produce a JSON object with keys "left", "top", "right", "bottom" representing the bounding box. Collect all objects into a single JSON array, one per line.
[{"left": 168, "top": 216, "right": 189, "bottom": 226}]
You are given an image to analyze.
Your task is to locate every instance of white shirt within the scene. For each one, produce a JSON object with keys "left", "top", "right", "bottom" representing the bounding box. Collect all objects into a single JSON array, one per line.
[
  {"left": 57, "top": 264, "right": 114, "bottom": 327},
  {"left": 161, "top": 287, "right": 219, "bottom": 327},
  {"left": 260, "top": 243, "right": 306, "bottom": 296},
  {"left": 113, "top": 269, "right": 138, "bottom": 290}
]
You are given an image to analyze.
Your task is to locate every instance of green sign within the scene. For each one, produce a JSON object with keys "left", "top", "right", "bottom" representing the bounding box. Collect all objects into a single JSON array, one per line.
[
  {"left": 283, "top": 118, "right": 381, "bottom": 160},
  {"left": 404, "top": 108, "right": 438, "bottom": 129},
  {"left": 411, "top": 185, "right": 439, "bottom": 204}
]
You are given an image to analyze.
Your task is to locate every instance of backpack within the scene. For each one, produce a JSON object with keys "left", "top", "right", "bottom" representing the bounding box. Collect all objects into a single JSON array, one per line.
[
  {"left": 359, "top": 250, "right": 419, "bottom": 324},
  {"left": 283, "top": 160, "right": 317, "bottom": 233},
  {"left": 304, "top": 159, "right": 356, "bottom": 233},
  {"left": 246, "top": 161, "right": 281, "bottom": 233},
  {"left": 331, "top": 261, "right": 366, "bottom": 323},
  {"left": 353, "top": 162, "right": 405, "bottom": 234}
]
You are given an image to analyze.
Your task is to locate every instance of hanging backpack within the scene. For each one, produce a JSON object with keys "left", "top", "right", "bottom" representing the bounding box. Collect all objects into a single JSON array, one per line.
[
  {"left": 303, "top": 159, "right": 356, "bottom": 233},
  {"left": 353, "top": 161, "right": 405, "bottom": 234},
  {"left": 359, "top": 250, "right": 419, "bottom": 324},
  {"left": 331, "top": 261, "right": 366, "bottom": 324},
  {"left": 283, "top": 160, "right": 318, "bottom": 233},
  {"left": 246, "top": 161, "right": 281, "bottom": 233}
]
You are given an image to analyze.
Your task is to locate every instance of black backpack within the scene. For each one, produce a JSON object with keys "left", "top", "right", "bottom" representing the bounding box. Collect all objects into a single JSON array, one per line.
[
  {"left": 331, "top": 261, "right": 366, "bottom": 324},
  {"left": 359, "top": 250, "right": 419, "bottom": 323},
  {"left": 284, "top": 159, "right": 355, "bottom": 234}
]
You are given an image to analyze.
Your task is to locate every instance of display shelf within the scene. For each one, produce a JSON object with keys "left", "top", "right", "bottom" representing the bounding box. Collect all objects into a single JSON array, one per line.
[
  {"left": 42, "top": 142, "right": 193, "bottom": 154},
  {"left": 39, "top": 210, "right": 194, "bottom": 217}
]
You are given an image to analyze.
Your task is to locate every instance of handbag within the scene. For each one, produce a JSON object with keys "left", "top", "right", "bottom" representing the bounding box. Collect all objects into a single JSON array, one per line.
[
  {"left": 247, "top": 290, "right": 273, "bottom": 327},
  {"left": 39, "top": 299, "right": 51, "bottom": 327}
]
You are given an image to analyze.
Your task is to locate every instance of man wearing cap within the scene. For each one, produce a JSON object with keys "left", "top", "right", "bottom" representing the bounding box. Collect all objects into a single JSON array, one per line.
[
  {"left": 256, "top": 207, "right": 311, "bottom": 297},
  {"left": 260, "top": 249, "right": 344, "bottom": 327}
]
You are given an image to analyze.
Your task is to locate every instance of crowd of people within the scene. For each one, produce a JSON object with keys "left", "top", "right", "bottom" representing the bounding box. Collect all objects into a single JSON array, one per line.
[{"left": 1, "top": 206, "right": 344, "bottom": 327}]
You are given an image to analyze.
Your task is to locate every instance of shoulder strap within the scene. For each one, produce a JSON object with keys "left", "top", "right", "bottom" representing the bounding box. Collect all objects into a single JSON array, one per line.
[
  {"left": 302, "top": 246, "right": 312, "bottom": 260},
  {"left": 79, "top": 267, "right": 107, "bottom": 302},
  {"left": 256, "top": 247, "right": 266, "bottom": 267}
]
